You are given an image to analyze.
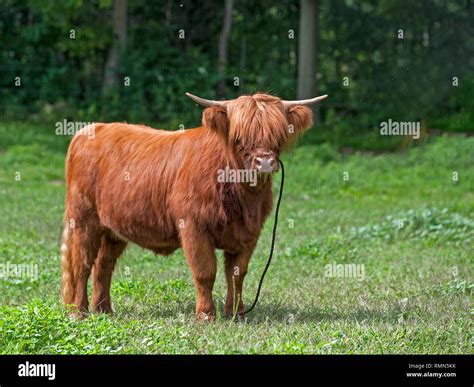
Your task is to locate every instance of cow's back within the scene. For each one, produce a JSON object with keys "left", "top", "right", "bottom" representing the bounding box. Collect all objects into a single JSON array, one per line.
[{"left": 65, "top": 123, "right": 186, "bottom": 249}]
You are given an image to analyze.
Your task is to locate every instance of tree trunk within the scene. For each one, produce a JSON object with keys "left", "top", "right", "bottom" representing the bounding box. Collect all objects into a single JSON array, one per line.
[
  {"left": 297, "top": 0, "right": 320, "bottom": 122},
  {"left": 104, "top": 0, "right": 128, "bottom": 90},
  {"left": 217, "top": 0, "right": 234, "bottom": 98}
]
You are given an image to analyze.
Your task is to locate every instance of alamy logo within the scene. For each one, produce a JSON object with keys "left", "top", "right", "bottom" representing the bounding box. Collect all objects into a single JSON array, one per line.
[
  {"left": 18, "top": 361, "right": 56, "bottom": 380},
  {"left": 217, "top": 166, "right": 257, "bottom": 187},
  {"left": 380, "top": 119, "right": 420, "bottom": 139},
  {"left": 324, "top": 263, "right": 365, "bottom": 281},
  {"left": 0, "top": 262, "right": 39, "bottom": 280},
  {"left": 55, "top": 120, "right": 95, "bottom": 139}
]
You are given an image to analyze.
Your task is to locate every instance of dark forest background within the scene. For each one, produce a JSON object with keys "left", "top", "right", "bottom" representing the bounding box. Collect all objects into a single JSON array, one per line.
[{"left": 1, "top": 0, "right": 473, "bottom": 149}]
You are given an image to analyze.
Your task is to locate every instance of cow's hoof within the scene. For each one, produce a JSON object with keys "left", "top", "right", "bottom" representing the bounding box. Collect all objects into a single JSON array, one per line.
[
  {"left": 68, "top": 310, "right": 88, "bottom": 320},
  {"left": 196, "top": 311, "right": 216, "bottom": 322},
  {"left": 223, "top": 311, "right": 246, "bottom": 323},
  {"left": 93, "top": 303, "right": 113, "bottom": 314}
]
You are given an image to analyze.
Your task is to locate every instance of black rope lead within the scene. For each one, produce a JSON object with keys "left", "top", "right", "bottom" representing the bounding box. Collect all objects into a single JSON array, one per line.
[{"left": 243, "top": 159, "right": 285, "bottom": 315}]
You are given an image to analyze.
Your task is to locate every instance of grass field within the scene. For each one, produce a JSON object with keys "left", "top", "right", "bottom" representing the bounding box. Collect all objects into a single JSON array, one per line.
[{"left": 0, "top": 123, "right": 472, "bottom": 354}]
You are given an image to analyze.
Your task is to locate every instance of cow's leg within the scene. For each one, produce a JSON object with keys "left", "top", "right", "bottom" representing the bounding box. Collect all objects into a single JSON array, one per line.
[
  {"left": 61, "top": 220, "right": 102, "bottom": 317},
  {"left": 180, "top": 225, "right": 217, "bottom": 321},
  {"left": 91, "top": 235, "right": 127, "bottom": 314},
  {"left": 224, "top": 243, "right": 256, "bottom": 317}
]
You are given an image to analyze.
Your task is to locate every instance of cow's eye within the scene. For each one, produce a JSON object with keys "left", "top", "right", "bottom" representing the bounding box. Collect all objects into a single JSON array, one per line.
[{"left": 234, "top": 138, "right": 240, "bottom": 146}]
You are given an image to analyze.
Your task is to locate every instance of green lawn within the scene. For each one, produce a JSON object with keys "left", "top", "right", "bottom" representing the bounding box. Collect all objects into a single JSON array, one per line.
[{"left": 0, "top": 123, "right": 472, "bottom": 354}]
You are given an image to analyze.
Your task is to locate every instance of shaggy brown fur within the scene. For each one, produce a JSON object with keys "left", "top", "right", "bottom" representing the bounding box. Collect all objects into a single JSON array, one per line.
[{"left": 61, "top": 93, "right": 313, "bottom": 320}]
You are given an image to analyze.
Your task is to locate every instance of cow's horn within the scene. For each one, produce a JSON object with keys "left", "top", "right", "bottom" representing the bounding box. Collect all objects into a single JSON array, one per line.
[
  {"left": 186, "top": 92, "right": 229, "bottom": 107},
  {"left": 281, "top": 94, "right": 328, "bottom": 108}
]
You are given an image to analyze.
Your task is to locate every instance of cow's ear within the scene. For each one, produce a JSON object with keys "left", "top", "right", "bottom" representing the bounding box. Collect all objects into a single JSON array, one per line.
[
  {"left": 286, "top": 105, "right": 313, "bottom": 141},
  {"left": 202, "top": 106, "right": 229, "bottom": 143}
]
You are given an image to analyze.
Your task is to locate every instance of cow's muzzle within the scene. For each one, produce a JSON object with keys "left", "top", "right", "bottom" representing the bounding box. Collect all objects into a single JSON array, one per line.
[{"left": 254, "top": 155, "right": 278, "bottom": 173}]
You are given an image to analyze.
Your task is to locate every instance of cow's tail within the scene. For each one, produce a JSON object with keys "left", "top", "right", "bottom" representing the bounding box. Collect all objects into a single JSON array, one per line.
[{"left": 60, "top": 221, "right": 75, "bottom": 307}]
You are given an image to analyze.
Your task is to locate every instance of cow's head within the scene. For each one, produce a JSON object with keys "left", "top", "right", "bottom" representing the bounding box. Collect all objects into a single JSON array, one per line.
[{"left": 187, "top": 92, "right": 327, "bottom": 176}]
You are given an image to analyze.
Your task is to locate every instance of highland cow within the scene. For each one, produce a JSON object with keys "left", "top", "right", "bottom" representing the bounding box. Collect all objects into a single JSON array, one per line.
[{"left": 61, "top": 92, "right": 327, "bottom": 320}]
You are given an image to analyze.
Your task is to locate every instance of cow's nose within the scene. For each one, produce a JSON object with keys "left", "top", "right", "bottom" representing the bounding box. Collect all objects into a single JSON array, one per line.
[{"left": 255, "top": 156, "right": 276, "bottom": 173}]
